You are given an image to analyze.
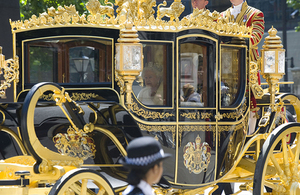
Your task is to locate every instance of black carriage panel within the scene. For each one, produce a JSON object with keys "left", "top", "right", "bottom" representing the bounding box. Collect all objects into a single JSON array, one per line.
[
  {"left": 174, "top": 33, "right": 218, "bottom": 186},
  {"left": 0, "top": 104, "right": 26, "bottom": 159}
]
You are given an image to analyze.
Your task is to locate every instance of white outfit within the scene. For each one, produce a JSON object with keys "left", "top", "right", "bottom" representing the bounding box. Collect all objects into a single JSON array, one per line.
[
  {"left": 137, "top": 84, "right": 163, "bottom": 105},
  {"left": 230, "top": 3, "right": 243, "bottom": 18},
  {"left": 122, "top": 180, "right": 154, "bottom": 195}
]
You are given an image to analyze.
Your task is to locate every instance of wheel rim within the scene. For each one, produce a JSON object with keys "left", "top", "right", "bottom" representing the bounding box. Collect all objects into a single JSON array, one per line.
[
  {"left": 253, "top": 124, "right": 300, "bottom": 195},
  {"left": 50, "top": 169, "right": 115, "bottom": 195}
]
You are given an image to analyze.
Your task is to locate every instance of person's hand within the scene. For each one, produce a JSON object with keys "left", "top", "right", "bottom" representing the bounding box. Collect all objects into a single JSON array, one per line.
[{"left": 153, "top": 94, "right": 163, "bottom": 105}]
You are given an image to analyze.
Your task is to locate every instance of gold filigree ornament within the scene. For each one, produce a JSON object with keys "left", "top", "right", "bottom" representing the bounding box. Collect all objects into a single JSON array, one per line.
[
  {"left": 183, "top": 135, "right": 211, "bottom": 174},
  {"left": 53, "top": 126, "right": 96, "bottom": 160},
  {"left": 0, "top": 47, "right": 19, "bottom": 98},
  {"left": 249, "top": 61, "right": 264, "bottom": 99},
  {"left": 10, "top": 0, "right": 252, "bottom": 36}
]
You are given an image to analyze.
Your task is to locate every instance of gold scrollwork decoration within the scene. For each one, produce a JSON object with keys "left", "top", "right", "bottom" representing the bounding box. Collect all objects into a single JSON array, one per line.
[
  {"left": 180, "top": 112, "right": 213, "bottom": 120},
  {"left": 249, "top": 60, "right": 264, "bottom": 99},
  {"left": 53, "top": 126, "right": 96, "bottom": 160},
  {"left": 137, "top": 122, "right": 176, "bottom": 146},
  {"left": 5, "top": 156, "right": 36, "bottom": 166},
  {"left": 40, "top": 93, "right": 54, "bottom": 101},
  {"left": 131, "top": 102, "right": 174, "bottom": 119},
  {"left": 183, "top": 135, "right": 211, "bottom": 174},
  {"left": 221, "top": 97, "right": 248, "bottom": 119},
  {"left": 70, "top": 93, "right": 99, "bottom": 101},
  {"left": 0, "top": 55, "right": 19, "bottom": 98},
  {"left": 39, "top": 92, "right": 98, "bottom": 101}
]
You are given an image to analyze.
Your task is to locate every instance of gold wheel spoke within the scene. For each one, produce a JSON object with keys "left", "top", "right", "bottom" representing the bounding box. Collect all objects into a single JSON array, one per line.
[
  {"left": 270, "top": 153, "right": 288, "bottom": 183},
  {"left": 81, "top": 179, "right": 88, "bottom": 195},
  {"left": 294, "top": 133, "right": 300, "bottom": 165},
  {"left": 69, "top": 183, "right": 81, "bottom": 194},
  {"left": 264, "top": 181, "right": 286, "bottom": 194},
  {"left": 288, "top": 144, "right": 294, "bottom": 160},
  {"left": 97, "top": 186, "right": 105, "bottom": 195},
  {"left": 281, "top": 137, "right": 292, "bottom": 178}
]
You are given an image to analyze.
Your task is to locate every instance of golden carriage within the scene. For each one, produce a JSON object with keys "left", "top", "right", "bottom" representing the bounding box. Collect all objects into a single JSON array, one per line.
[{"left": 0, "top": 0, "right": 299, "bottom": 194}]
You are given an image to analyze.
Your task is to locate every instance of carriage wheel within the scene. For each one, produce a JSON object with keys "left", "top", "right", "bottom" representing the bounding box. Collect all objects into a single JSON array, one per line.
[
  {"left": 253, "top": 123, "right": 300, "bottom": 195},
  {"left": 48, "top": 168, "right": 115, "bottom": 195}
]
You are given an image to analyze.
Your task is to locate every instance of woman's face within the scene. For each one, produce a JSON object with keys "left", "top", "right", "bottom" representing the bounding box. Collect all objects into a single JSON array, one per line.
[
  {"left": 144, "top": 70, "right": 159, "bottom": 88},
  {"left": 154, "top": 161, "right": 163, "bottom": 184}
]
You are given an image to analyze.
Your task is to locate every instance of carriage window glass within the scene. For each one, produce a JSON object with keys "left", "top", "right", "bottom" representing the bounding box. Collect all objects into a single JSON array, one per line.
[
  {"left": 180, "top": 43, "right": 207, "bottom": 107},
  {"left": 28, "top": 46, "right": 56, "bottom": 83},
  {"left": 220, "top": 46, "right": 244, "bottom": 106},
  {"left": 25, "top": 38, "right": 112, "bottom": 84},
  {"left": 69, "top": 46, "right": 99, "bottom": 83},
  {"left": 133, "top": 43, "right": 171, "bottom": 106}
]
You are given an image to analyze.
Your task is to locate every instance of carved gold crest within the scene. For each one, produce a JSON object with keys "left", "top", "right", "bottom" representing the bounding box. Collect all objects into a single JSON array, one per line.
[
  {"left": 53, "top": 126, "right": 96, "bottom": 160},
  {"left": 183, "top": 135, "right": 211, "bottom": 174}
]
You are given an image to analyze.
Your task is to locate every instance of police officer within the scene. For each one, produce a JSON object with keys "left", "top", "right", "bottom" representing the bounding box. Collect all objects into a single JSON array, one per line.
[{"left": 121, "top": 137, "right": 171, "bottom": 195}]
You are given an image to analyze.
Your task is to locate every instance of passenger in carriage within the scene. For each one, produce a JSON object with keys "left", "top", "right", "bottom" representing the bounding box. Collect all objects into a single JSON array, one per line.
[
  {"left": 137, "top": 65, "right": 164, "bottom": 105},
  {"left": 182, "top": 83, "right": 201, "bottom": 103},
  {"left": 121, "top": 137, "right": 171, "bottom": 195}
]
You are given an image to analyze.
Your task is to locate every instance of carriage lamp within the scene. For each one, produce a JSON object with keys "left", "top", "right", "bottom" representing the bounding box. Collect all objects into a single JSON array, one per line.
[
  {"left": 72, "top": 51, "right": 90, "bottom": 82},
  {"left": 260, "top": 27, "right": 285, "bottom": 111},
  {"left": 115, "top": 21, "right": 143, "bottom": 108}
]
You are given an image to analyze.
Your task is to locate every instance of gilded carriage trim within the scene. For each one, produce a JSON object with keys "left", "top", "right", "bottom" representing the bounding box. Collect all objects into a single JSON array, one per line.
[
  {"left": 183, "top": 135, "right": 211, "bottom": 174},
  {"left": 39, "top": 92, "right": 99, "bottom": 101},
  {"left": 70, "top": 93, "right": 99, "bottom": 101},
  {"left": 131, "top": 102, "right": 174, "bottom": 119},
  {"left": 0, "top": 54, "right": 19, "bottom": 98},
  {"left": 40, "top": 93, "right": 54, "bottom": 101},
  {"left": 4, "top": 156, "right": 36, "bottom": 166},
  {"left": 221, "top": 98, "right": 248, "bottom": 119},
  {"left": 137, "top": 122, "right": 176, "bottom": 146},
  {"left": 10, "top": 1, "right": 252, "bottom": 38},
  {"left": 249, "top": 61, "right": 264, "bottom": 99},
  {"left": 180, "top": 112, "right": 213, "bottom": 120}
]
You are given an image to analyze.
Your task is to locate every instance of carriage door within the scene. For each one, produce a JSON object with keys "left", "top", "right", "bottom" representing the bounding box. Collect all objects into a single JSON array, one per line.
[{"left": 176, "top": 35, "right": 217, "bottom": 185}]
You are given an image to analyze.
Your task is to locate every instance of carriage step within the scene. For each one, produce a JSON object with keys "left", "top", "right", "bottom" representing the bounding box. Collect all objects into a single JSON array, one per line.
[{"left": 0, "top": 171, "right": 30, "bottom": 187}]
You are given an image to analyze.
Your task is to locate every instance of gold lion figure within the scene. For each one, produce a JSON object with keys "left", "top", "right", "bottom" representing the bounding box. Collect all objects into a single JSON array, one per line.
[
  {"left": 86, "top": 0, "right": 114, "bottom": 18},
  {"left": 157, "top": 0, "right": 185, "bottom": 21}
]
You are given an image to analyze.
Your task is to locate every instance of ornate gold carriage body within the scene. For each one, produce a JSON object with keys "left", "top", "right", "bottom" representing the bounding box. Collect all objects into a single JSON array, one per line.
[{"left": 0, "top": 0, "right": 299, "bottom": 194}]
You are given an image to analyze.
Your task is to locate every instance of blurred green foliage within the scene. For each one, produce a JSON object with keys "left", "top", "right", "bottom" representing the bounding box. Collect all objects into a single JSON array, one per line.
[{"left": 287, "top": 0, "right": 300, "bottom": 31}]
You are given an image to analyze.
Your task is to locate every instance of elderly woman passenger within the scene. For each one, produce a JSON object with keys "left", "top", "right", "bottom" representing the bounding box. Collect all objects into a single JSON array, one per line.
[{"left": 137, "top": 66, "right": 164, "bottom": 105}]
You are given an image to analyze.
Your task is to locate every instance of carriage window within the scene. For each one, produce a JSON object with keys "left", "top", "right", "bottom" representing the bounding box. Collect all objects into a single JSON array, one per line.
[
  {"left": 69, "top": 47, "right": 99, "bottom": 83},
  {"left": 133, "top": 43, "right": 171, "bottom": 106},
  {"left": 220, "top": 46, "right": 245, "bottom": 106},
  {"left": 29, "top": 46, "right": 56, "bottom": 83},
  {"left": 25, "top": 38, "right": 112, "bottom": 84},
  {"left": 180, "top": 43, "right": 208, "bottom": 107}
]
